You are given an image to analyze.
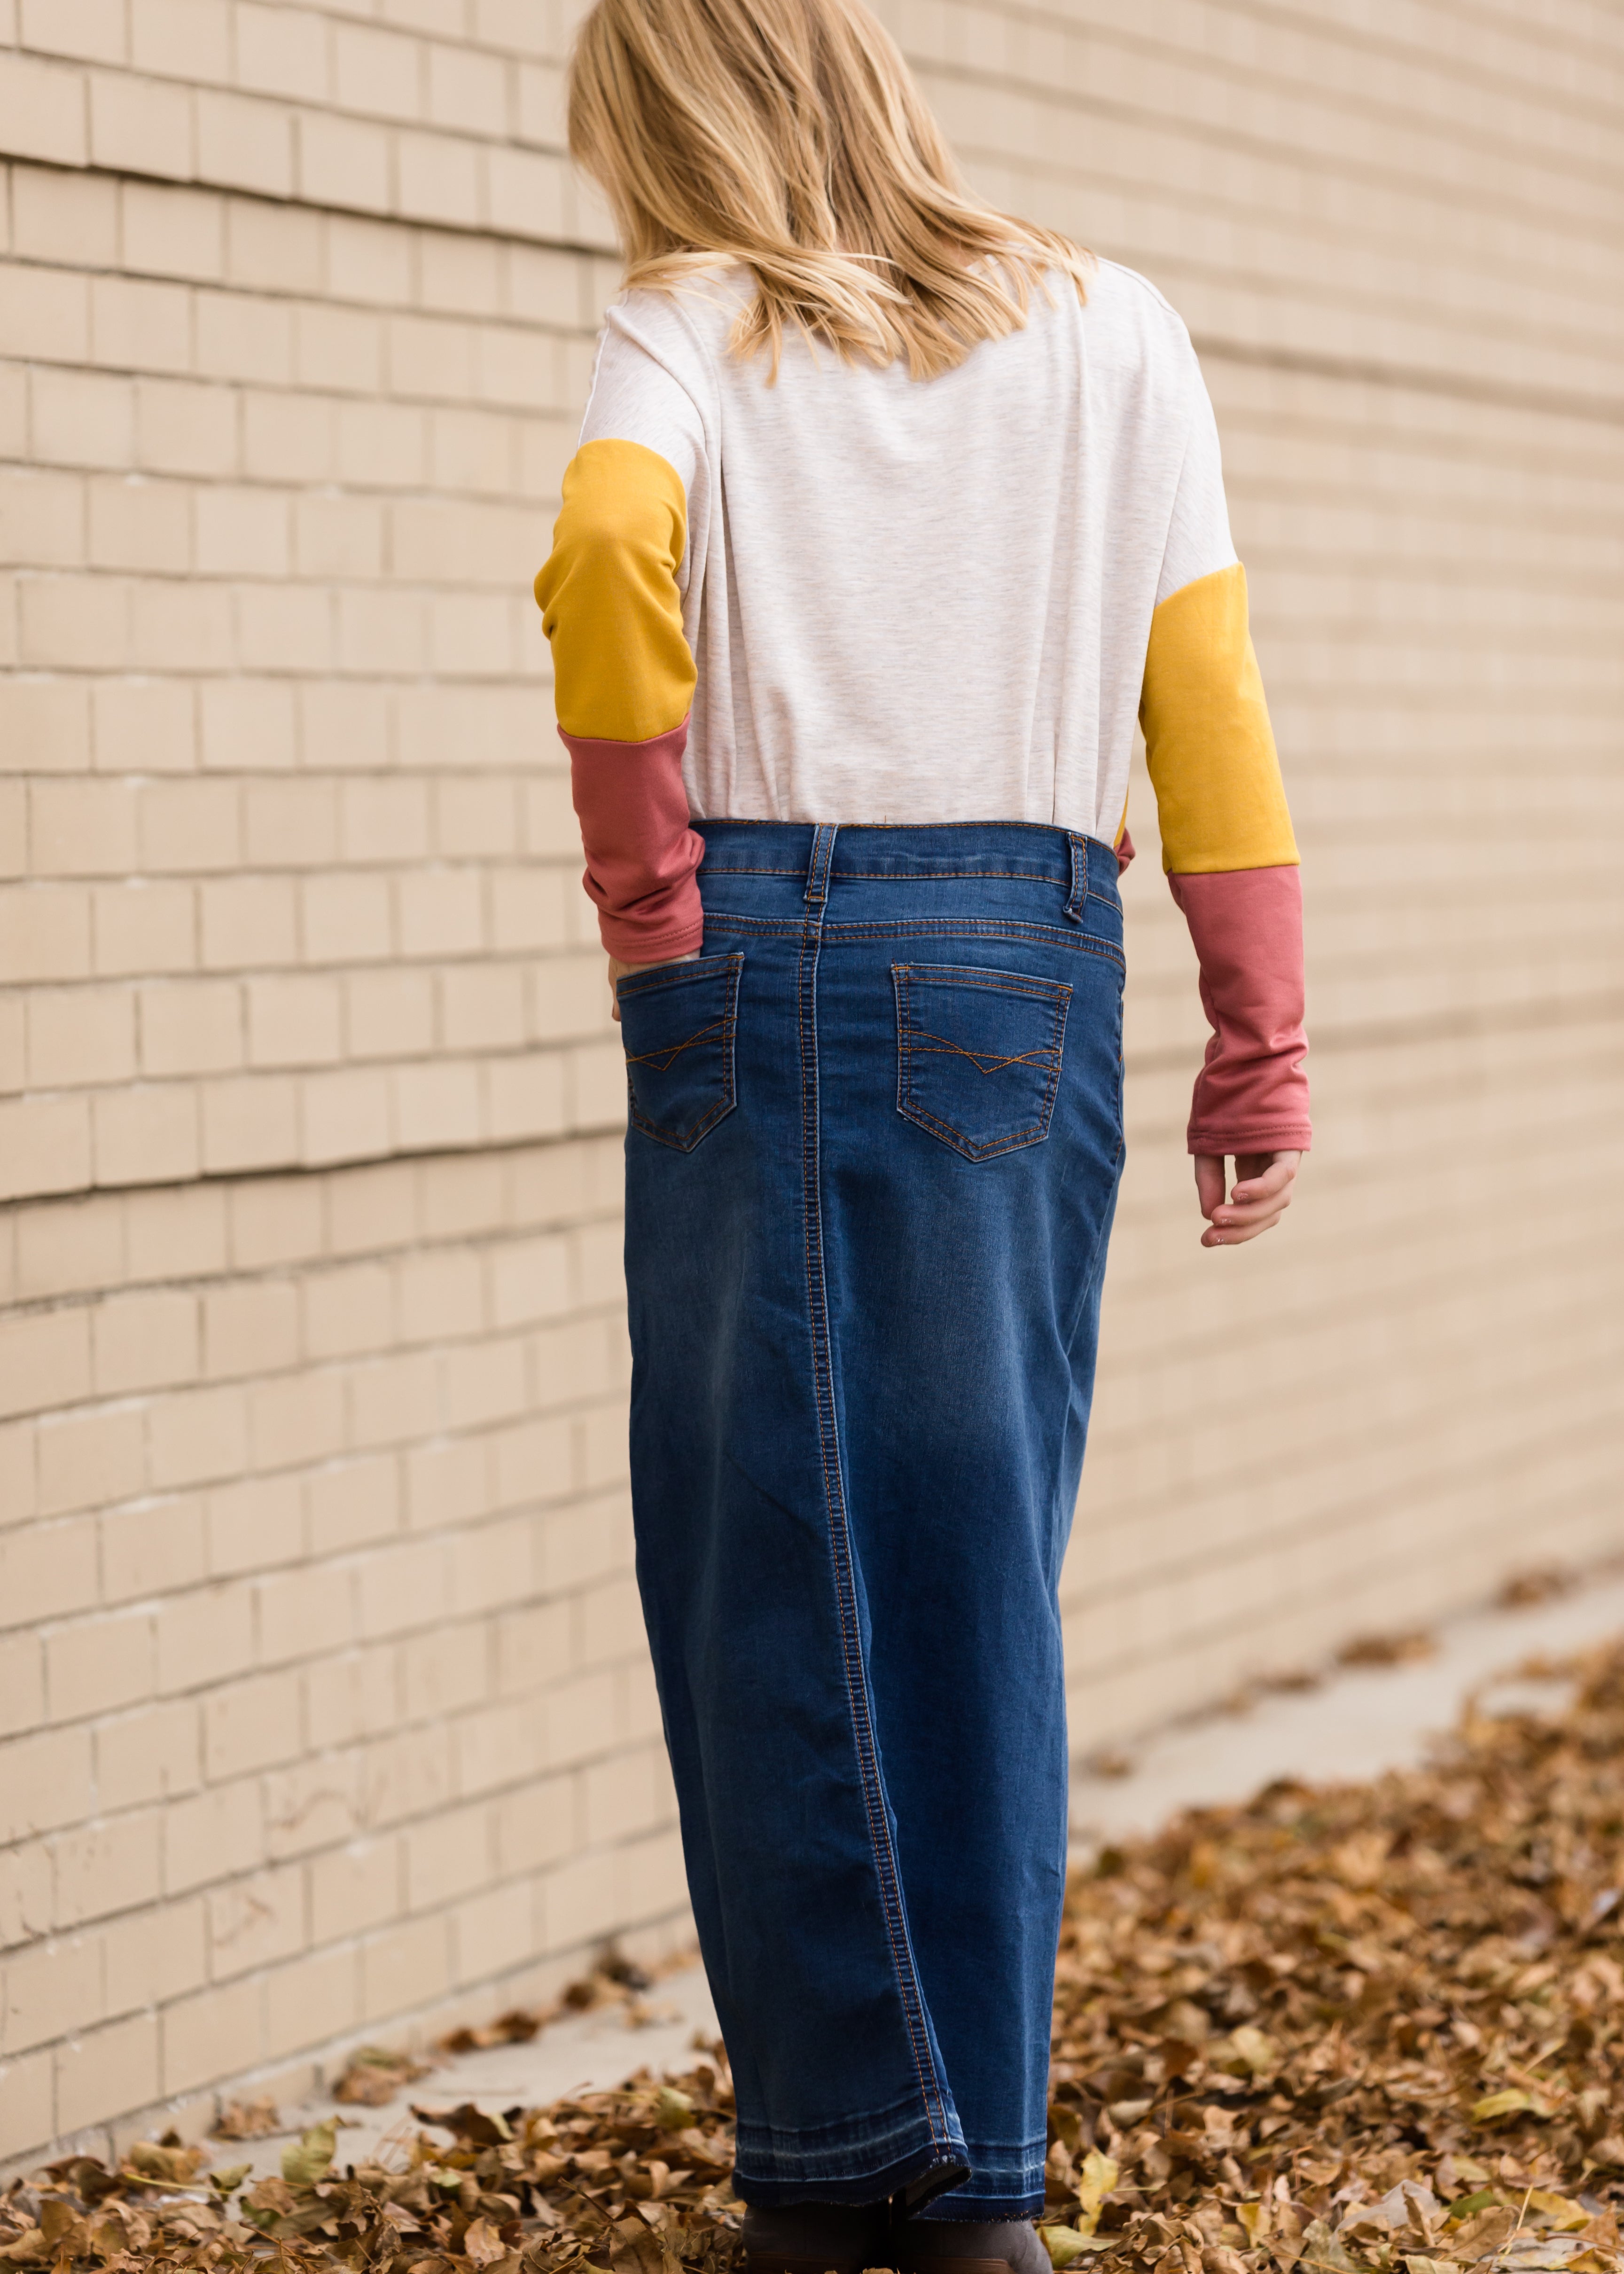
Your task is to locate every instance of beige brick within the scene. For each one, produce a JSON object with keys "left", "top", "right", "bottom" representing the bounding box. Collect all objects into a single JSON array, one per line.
[
  {"left": 30, "top": 368, "right": 134, "bottom": 470},
  {"left": 20, "top": 0, "right": 121, "bottom": 60},
  {"left": 203, "top": 1279, "right": 299, "bottom": 1382},
  {"left": 0, "top": 1303, "right": 92, "bottom": 1421},
  {"left": 301, "top": 1645, "right": 397, "bottom": 1752},
  {"left": 494, "top": 1771, "right": 576, "bottom": 1875},
  {"left": 228, "top": 1171, "right": 324, "bottom": 1269},
  {"left": 91, "top": 275, "right": 194, "bottom": 378},
  {"left": 226, "top": 197, "right": 324, "bottom": 297},
  {"left": 0, "top": 2046, "right": 55, "bottom": 2163},
  {"left": 399, "top": 1620, "right": 487, "bottom": 1721},
  {"left": 335, "top": 398, "right": 425, "bottom": 487},
  {"left": 303, "top": 1261, "right": 393, "bottom": 1361},
  {"left": 404, "top": 1434, "right": 487, "bottom": 1534},
  {"left": 245, "top": 1364, "right": 344, "bottom": 1469},
  {"left": 46, "top": 1608, "right": 155, "bottom": 1722},
  {"left": 55, "top": 2009, "right": 160, "bottom": 2135},
  {"left": 199, "top": 677, "right": 297, "bottom": 772},
  {"left": 204, "top": 1471, "right": 302, "bottom": 1578},
  {"left": 124, "top": 182, "right": 225, "bottom": 284},
  {"left": 333, "top": 22, "right": 422, "bottom": 120},
  {"left": 398, "top": 867, "right": 483, "bottom": 956},
  {"left": 0, "top": 1517, "right": 99, "bottom": 1635},
  {"left": 293, "top": 493, "right": 385, "bottom": 581},
  {"left": 256, "top": 1560, "right": 354, "bottom": 1666},
  {"left": 0, "top": 468, "right": 85, "bottom": 569},
  {"left": 55, "top": 1811, "right": 162, "bottom": 1928},
  {"left": 37, "top": 1402, "right": 146, "bottom": 1520},
  {"left": 1, "top": 1930, "right": 103, "bottom": 2057},
  {"left": 308, "top": 1837, "right": 399, "bottom": 1945},
  {"left": 88, "top": 63, "right": 195, "bottom": 178},
  {"left": 297, "top": 109, "right": 391, "bottom": 215},
  {"left": 135, "top": 376, "right": 236, "bottom": 477},
  {"left": 0, "top": 48, "right": 89, "bottom": 166},
  {"left": 393, "top": 1058, "right": 481, "bottom": 1151},
  {"left": 196, "top": 88, "right": 294, "bottom": 197},
  {"left": 160, "top": 1969, "right": 263, "bottom": 2096},
  {"left": 246, "top": 972, "right": 343, "bottom": 1067},
  {"left": 0, "top": 262, "right": 93, "bottom": 371},
  {"left": 102, "top": 1495, "right": 207, "bottom": 1604},
  {"left": 302, "top": 1066, "right": 392, "bottom": 1164},
  {"left": 139, "top": 977, "right": 243, "bottom": 1077},
  {"left": 0, "top": 678, "right": 92, "bottom": 774},
  {"left": 0, "top": 1725, "right": 94, "bottom": 1842},
  {"left": 124, "top": 1177, "right": 226, "bottom": 1283},
  {"left": 93, "top": 1082, "right": 200, "bottom": 1187},
  {"left": 0, "top": 1093, "right": 93, "bottom": 1204},
  {"left": 244, "top": 777, "right": 337, "bottom": 868},
  {"left": 202, "top": 1669, "right": 300, "bottom": 1780},
  {"left": 326, "top": 213, "right": 414, "bottom": 308},
  {"left": 0, "top": 1631, "right": 45, "bottom": 1741},
  {"left": 265, "top": 1941, "right": 359, "bottom": 2060},
  {"left": 302, "top": 869, "right": 390, "bottom": 963},
  {"left": 156, "top": 1578, "right": 253, "bottom": 1697},
  {"left": 94, "top": 678, "right": 197, "bottom": 776},
  {"left": 198, "top": 875, "right": 296, "bottom": 965},
  {"left": 356, "top": 1536, "right": 445, "bottom": 1639},
  {"left": 148, "top": 1383, "right": 248, "bottom": 1492},
  {"left": 26, "top": 982, "right": 137, "bottom": 1089},
  {"left": 94, "top": 881, "right": 195, "bottom": 980},
  {"left": 195, "top": 289, "right": 294, "bottom": 385},
  {"left": 129, "top": 574, "right": 234, "bottom": 674},
  {"left": 398, "top": 1247, "right": 483, "bottom": 1343},
  {"left": 242, "top": 387, "right": 333, "bottom": 482},
  {"left": 327, "top": 1157, "right": 416, "bottom": 1256},
  {"left": 344, "top": 968, "right": 434, "bottom": 1059},
  {"left": 207, "top": 1862, "right": 303, "bottom": 1981},
  {"left": 14, "top": 1193, "right": 122, "bottom": 1303},
  {"left": 195, "top": 486, "right": 291, "bottom": 578},
  {"left": 199, "top": 1073, "right": 300, "bottom": 1173},
  {"left": 359, "top": 1913, "right": 449, "bottom": 2025},
  {"left": 88, "top": 479, "right": 192, "bottom": 576},
  {"left": 130, "top": 0, "right": 230, "bottom": 80},
  {"left": 94, "top": 1695, "right": 199, "bottom": 1810},
  {"left": 539, "top": 1842, "right": 619, "bottom": 1957},
  {"left": 428, "top": 41, "right": 507, "bottom": 134},
  {"left": 236, "top": 1, "right": 330, "bottom": 102},
  {"left": 404, "top": 1798, "right": 489, "bottom": 1910}
]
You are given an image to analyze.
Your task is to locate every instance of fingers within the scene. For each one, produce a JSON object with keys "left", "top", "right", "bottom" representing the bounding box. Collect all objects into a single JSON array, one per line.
[
  {"left": 1195, "top": 1150, "right": 1301, "bottom": 1247},
  {"left": 1193, "top": 1153, "right": 1227, "bottom": 1222}
]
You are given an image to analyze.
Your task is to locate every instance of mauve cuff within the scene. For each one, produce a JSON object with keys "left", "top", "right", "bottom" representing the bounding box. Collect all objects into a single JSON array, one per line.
[
  {"left": 1169, "top": 864, "right": 1311, "bottom": 1156},
  {"left": 1187, "top": 1120, "right": 1312, "bottom": 1157},
  {"left": 562, "top": 721, "right": 706, "bottom": 963}
]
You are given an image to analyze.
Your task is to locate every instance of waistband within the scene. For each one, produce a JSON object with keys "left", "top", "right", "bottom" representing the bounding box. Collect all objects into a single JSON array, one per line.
[{"left": 695, "top": 821, "right": 1121, "bottom": 903}]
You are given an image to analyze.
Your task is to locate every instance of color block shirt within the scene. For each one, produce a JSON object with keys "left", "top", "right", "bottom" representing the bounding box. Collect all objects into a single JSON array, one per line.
[{"left": 535, "top": 259, "right": 1310, "bottom": 1155}]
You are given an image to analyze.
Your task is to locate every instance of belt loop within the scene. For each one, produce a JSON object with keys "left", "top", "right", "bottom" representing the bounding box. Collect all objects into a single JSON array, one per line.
[
  {"left": 1065, "top": 832, "right": 1089, "bottom": 921},
  {"left": 805, "top": 823, "right": 838, "bottom": 909}
]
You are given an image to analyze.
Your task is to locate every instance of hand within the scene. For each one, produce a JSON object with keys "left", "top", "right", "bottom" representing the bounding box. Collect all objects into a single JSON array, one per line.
[
  {"left": 1194, "top": 1150, "right": 1301, "bottom": 1248},
  {"left": 606, "top": 949, "right": 700, "bottom": 1023}
]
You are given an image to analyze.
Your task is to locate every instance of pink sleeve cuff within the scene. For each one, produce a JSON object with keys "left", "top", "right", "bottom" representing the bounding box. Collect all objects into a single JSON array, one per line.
[
  {"left": 1168, "top": 865, "right": 1311, "bottom": 1156},
  {"left": 562, "top": 722, "right": 706, "bottom": 961}
]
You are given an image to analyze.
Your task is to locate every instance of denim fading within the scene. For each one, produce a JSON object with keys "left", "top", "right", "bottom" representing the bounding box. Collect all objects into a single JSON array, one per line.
[{"left": 616, "top": 822, "right": 1125, "bottom": 2219}]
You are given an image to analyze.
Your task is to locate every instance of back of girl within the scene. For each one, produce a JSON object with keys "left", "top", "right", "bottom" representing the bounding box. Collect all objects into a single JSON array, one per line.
[{"left": 535, "top": 1, "right": 1309, "bottom": 2267}]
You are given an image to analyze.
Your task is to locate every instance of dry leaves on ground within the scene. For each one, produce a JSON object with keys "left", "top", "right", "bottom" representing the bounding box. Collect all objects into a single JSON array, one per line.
[{"left": 6, "top": 1638, "right": 1624, "bottom": 2274}]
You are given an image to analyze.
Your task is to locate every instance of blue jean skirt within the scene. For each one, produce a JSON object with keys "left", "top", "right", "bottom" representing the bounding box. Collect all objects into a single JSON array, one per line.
[{"left": 616, "top": 822, "right": 1125, "bottom": 2220}]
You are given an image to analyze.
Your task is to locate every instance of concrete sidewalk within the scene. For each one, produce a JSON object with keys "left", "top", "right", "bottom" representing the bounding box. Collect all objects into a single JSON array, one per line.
[{"left": 232, "top": 1568, "right": 1624, "bottom": 2180}]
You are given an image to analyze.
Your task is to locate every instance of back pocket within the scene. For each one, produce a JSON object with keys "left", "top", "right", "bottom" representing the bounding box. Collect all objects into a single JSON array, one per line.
[
  {"left": 618, "top": 952, "right": 742, "bottom": 1153},
  {"left": 893, "top": 963, "right": 1070, "bottom": 1161}
]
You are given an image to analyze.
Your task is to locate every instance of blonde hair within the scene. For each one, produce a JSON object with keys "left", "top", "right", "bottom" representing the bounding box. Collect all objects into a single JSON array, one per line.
[{"left": 567, "top": 0, "right": 1091, "bottom": 381}]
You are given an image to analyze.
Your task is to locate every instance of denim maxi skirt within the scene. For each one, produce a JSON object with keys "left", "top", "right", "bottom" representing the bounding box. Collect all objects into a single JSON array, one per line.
[{"left": 617, "top": 822, "right": 1125, "bottom": 2220}]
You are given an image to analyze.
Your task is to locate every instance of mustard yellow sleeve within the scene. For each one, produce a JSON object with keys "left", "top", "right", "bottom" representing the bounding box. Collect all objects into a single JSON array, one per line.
[
  {"left": 1139, "top": 562, "right": 1298, "bottom": 874},
  {"left": 533, "top": 438, "right": 696, "bottom": 743}
]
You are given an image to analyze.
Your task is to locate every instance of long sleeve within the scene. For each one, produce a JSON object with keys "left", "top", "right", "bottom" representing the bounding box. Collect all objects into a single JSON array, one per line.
[
  {"left": 1138, "top": 347, "right": 1311, "bottom": 1155},
  {"left": 533, "top": 324, "right": 708, "bottom": 961}
]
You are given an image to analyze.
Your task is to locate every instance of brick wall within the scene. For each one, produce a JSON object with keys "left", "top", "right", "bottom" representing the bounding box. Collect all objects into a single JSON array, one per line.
[{"left": 3, "top": 0, "right": 1621, "bottom": 2176}]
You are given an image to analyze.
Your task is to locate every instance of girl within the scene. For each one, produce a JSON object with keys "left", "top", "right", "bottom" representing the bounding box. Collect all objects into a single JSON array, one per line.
[{"left": 535, "top": 2, "right": 1309, "bottom": 2268}]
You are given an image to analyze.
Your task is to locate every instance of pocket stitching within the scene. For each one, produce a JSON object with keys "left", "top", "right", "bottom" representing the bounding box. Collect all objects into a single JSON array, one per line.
[
  {"left": 624, "top": 952, "right": 742, "bottom": 1153},
  {"left": 894, "top": 964, "right": 1071, "bottom": 1161}
]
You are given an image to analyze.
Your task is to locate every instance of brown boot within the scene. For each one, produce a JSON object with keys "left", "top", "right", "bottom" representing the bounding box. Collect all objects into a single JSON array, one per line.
[
  {"left": 896, "top": 2218, "right": 1051, "bottom": 2274},
  {"left": 742, "top": 2202, "right": 894, "bottom": 2274}
]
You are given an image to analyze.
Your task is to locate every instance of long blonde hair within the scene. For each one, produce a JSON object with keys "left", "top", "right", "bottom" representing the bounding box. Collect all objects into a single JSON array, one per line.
[{"left": 567, "top": 0, "right": 1091, "bottom": 380}]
